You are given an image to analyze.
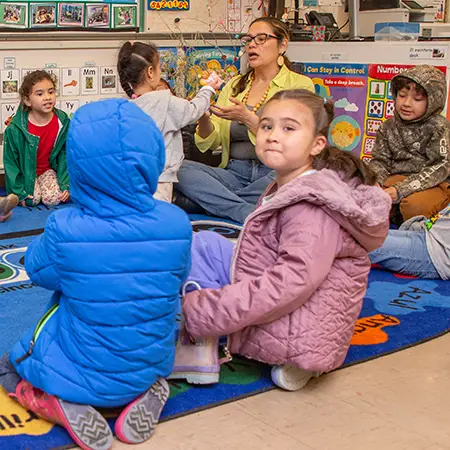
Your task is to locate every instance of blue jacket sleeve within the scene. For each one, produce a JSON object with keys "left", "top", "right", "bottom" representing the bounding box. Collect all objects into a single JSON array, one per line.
[{"left": 25, "top": 215, "right": 60, "bottom": 291}]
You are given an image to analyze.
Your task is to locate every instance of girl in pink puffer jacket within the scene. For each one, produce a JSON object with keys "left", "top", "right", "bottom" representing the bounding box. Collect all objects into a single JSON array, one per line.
[{"left": 170, "top": 90, "right": 391, "bottom": 391}]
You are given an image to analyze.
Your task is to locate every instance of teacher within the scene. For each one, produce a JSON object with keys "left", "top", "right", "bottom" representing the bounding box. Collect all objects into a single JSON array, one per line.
[{"left": 175, "top": 17, "right": 314, "bottom": 223}]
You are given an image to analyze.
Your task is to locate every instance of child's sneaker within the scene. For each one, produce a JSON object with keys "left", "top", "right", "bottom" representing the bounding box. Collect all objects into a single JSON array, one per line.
[
  {"left": 14, "top": 380, "right": 113, "bottom": 450},
  {"left": 271, "top": 365, "right": 319, "bottom": 391},
  {"left": 0, "top": 194, "right": 18, "bottom": 222},
  {"left": 114, "top": 378, "right": 169, "bottom": 444},
  {"left": 168, "top": 328, "right": 221, "bottom": 384}
]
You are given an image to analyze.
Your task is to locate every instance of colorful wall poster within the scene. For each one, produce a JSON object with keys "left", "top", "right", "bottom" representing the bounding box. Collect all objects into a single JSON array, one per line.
[
  {"left": 112, "top": 4, "right": 137, "bottom": 28},
  {"left": 300, "top": 63, "right": 368, "bottom": 158},
  {"left": 0, "top": 69, "right": 20, "bottom": 100},
  {"left": 58, "top": 3, "right": 84, "bottom": 27},
  {"left": 148, "top": 0, "right": 189, "bottom": 11},
  {"left": 0, "top": 3, "right": 27, "bottom": 28},
  {"left": 30, "top": 3, "right": 56, "bottom": 27},
  {"left": 86, "top": 4, "right": 109, "bottom": 28},
  {"left": 158, "top": 47, "right": 177, "bottom": 88},
  {"left": 361, "top": 64, "right": 447, "bottom": 161},
  {"left": 185, "top": 47, "right": 240, "bottom": 99}
]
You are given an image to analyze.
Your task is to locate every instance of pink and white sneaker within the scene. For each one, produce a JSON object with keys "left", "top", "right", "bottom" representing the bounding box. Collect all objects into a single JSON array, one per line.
[
  {"left": 168, "top": 327, "right": 223, "bottom": 385},
  {"left": 14, "top": 380, "right": 113, "bottom": 450},
  {"left": 115, "top": 378, "right": 170, "bottom": 444}
]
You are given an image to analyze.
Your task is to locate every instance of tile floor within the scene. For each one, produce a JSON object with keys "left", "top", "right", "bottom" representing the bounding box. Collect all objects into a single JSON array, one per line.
[{"left": 108, "top": 334, "right": 450, "bottom": 450}]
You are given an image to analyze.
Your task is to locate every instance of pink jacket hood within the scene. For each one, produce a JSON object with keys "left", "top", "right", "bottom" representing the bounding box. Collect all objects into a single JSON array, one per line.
[{"left": 257, "top": 169, "right": 391, "bottom": 254}]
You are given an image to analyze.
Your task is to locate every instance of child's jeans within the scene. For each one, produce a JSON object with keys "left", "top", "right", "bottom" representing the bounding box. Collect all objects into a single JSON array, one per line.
[
  {"left": 384, "top": 175, "right": 450, "bottom": 222},
  {"left": 0, "top": 354, "right": 20, "bottom": 394},
  {"left": 32, "top": 169, "right": 62, "bottom": 207},
  {"left": 369, "top": 229, "right": 441, "bottom": 279},
  {"left": 186, "top": 231, "right": 234, "bottom": 292}
]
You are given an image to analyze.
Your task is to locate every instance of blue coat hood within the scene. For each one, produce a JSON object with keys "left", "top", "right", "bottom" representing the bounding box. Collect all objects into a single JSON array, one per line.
[
  {"left": 67, "top": 98, "right": 165, "bottom": 217},
  {"left": 10, "top": 99, "right": 192, "bottom": 407}
]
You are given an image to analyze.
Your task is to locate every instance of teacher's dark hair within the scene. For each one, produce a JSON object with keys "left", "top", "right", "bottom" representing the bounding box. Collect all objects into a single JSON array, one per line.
[{"left": 232, "top": 17, "right": 291, "bottom": 97}]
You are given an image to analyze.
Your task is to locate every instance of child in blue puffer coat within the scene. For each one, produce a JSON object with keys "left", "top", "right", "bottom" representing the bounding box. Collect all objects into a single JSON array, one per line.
[{"left": 0, "top": 99, "right": 192, "bottom": 450}]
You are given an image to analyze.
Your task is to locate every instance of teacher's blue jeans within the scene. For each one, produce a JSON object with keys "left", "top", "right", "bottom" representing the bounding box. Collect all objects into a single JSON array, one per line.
[{"left": 176, "top": 159, "right": 275, "bottom": 224}]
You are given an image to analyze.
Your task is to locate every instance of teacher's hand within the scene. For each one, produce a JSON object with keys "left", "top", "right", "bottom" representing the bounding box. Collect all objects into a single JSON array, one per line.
[
  {"left": 211, "top": 98, "right": 254, "bottom": 123},
  {"left": 211, "top": 98, "right": 260, "bottom": 134}
]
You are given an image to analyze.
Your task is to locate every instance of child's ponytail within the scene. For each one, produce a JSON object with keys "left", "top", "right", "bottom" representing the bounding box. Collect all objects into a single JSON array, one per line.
[
  {"left": 312, "top": 147, "right": 377, "bottom": 186},
  {"left": 264, "top": 89, "right": 376, "bottom": 186},
  {"left": 117, "top": 41, "right": 159, "bottom": 98}
]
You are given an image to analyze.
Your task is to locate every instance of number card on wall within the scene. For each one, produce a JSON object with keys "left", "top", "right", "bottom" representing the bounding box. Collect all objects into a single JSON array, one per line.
[{"left": 148, "top": 0, "right": 189, "bottom": 11}]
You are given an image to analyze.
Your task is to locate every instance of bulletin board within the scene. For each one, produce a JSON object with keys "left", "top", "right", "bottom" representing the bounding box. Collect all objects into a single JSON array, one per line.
[
  {"left": 0, "top": 0, "right": 262, "bottom": 36},
  {"left": 0, "top": 0, "right": 138, "bottom": 31}
]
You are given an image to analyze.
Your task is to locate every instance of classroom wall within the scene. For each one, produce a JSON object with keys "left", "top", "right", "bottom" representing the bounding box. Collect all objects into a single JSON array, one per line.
[
  {"left": 0, "top": 38, "right": 240, "bottom": 171},
  {"left": 144, "top": 0, "right": 263, "bottom": 34}
]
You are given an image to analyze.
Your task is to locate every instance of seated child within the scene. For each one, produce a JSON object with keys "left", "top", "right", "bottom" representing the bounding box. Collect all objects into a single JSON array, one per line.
[
  {"left": 4, "top": 70, "right": 70, "bottom": 207},
  {"left": 0, "top": 99, "right": 192, "bottom": 450},
  {"left": 170, "top": 89, "right": 391, "bottom": 390},
  {"left": 370, "top": 204, "right": 449, "bottom": 280},
  {"left": 117, "top": 41, "right": 222, "bottom": 203},
  {"left": 370, "top": 65, "right": 450, "bottom": 222}
]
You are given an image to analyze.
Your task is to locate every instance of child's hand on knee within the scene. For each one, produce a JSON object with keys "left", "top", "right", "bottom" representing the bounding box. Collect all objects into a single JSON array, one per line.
[
  {"left": 384, "top": 186, "right": 398, "bottom": 202},
  {"left": 19, "top": 195, "right": 33, "bottom": 207},
  {"left": 60, "top": 191, "right": 70, "bottom": 203}
]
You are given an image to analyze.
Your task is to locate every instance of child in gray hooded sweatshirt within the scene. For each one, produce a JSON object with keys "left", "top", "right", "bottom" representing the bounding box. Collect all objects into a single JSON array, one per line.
[
  {"left": 118, "top": 41, "right": 222, "bottom": 202},
  {"left": 370, "top": 204, "right": 450, "bottom": 280}
]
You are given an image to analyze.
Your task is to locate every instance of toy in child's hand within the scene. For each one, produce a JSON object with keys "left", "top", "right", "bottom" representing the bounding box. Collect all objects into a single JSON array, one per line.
[{"left": 199, "top": 71, "right": 224, "bottom": 90}]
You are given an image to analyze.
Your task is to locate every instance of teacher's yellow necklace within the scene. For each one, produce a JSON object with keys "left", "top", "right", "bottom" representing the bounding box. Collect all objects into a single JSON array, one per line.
[{"left": 242, "top": 73, "right": 271, "bottom": 113}]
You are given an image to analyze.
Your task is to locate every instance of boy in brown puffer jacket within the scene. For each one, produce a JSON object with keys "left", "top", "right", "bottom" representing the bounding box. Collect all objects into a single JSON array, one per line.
[{"left": 370, "top": 65, "right": 450, "bottom": 222}]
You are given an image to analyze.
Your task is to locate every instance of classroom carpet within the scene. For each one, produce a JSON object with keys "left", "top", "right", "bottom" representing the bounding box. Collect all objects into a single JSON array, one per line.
[{"left": 0, "top": 215, "right": 449, "bottom": 450}]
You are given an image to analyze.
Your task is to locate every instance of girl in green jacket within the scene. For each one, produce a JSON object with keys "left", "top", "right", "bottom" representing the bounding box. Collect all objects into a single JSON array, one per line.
[{"left": 4, "top": 70, "right": 70, "bottom": 207}]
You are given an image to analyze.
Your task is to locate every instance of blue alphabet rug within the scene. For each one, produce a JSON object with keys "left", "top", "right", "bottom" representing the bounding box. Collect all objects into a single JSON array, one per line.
[{"left": 0, "top": 219, "right": 448, "bottom": 450}]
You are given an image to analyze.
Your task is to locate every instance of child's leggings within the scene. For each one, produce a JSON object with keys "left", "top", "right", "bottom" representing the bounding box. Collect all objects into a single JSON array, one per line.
[
  {"left": 32, "top": 169, "right": 62, "bottom": 207},
  {"left": 185, "top": 231, "right": 234, "bottom": 292},
  {"left": 154, "top": 182, "right": 173, "bottom": 203},
  {"left": 0, "top": 354, "right": 20, "bottom": 394}
]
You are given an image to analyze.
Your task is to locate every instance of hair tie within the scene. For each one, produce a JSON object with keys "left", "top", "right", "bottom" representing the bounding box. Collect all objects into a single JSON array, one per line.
[{"left": 131, "top": 93, "right": 138, "bottom": 99}]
